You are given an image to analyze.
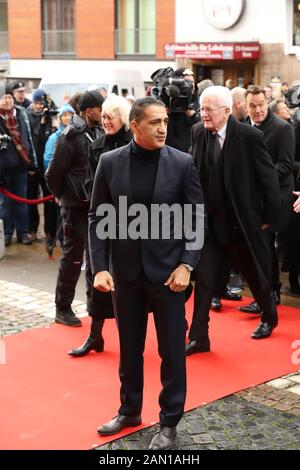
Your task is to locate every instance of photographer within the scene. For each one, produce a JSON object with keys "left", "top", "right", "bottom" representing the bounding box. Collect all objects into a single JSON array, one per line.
[
  {"left": 152, "top": 67, "right": 200, "bottom": 153},
  {"left": 283, "top": 81, "right": 300, "bottom": 109},
  {"left": 0, "top": 85, "right": 36, "bottom": 246},
  {"left": 26, "top": 89, "right": 57, "bottom": 242}
]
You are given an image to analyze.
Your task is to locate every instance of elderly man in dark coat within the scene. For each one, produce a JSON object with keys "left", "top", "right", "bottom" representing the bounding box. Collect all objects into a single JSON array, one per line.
[{"left": 186, "top": 86, "right": 281, "bottom": 356}]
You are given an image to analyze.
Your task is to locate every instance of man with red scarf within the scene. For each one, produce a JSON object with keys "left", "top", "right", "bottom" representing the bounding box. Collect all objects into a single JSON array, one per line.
[{"left": 0, "top": 85, "right": 36, "bottom": 247}]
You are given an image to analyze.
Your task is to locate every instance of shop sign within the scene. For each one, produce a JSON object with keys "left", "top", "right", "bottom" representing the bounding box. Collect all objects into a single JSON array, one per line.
[{"left": 164, "top": 42, "right": 260, "bottom": 60}]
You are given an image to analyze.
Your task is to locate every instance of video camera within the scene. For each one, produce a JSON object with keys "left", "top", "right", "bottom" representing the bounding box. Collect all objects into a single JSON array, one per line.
[
  {"left": 151, "top": 67, "right": 193, "bottom": 113},
  {"left": 41, "top": 95, "right": 59, "bottom": 117},
  {"left": 0, "top": 133, "right": 11, "bottom": 151},
  {"left": 284, "top": 82, "right": 300, "bottom": 109}
]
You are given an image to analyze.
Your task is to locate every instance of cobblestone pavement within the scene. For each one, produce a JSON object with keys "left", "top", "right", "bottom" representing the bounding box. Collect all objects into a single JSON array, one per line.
[
  {"left": 0, "top": 279, "right": 86, "bottom": 336},
  {"left": 97, "top": 396, "right": 300, "bottom": 450},
  {"left": 0, "top": 274, "right": 300, "bottom": 450}
]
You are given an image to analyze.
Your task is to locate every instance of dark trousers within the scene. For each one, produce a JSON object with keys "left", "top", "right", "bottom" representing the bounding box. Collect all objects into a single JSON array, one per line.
[
  {"left": 55, "top": 206, "right": 88, "bottom": 309},
  {"left": 213, "top": 258, "right": 231, "bottom": 297},
  {"left": 27, "top": 171, "right": 57, "bottom": 238},
  {"left": 55, "top": 205, "right": 114, "bottom": 319},
  {"left": 266, "top": 231, "right": 281, "bottom": 292},
  {"left": 0, "top": 171, "right": 28, "bottom": 235},
  {"left": 189, "top": 234, "right": 277, "bottom": 342},
  {"left": 114, "top": 275, "right": 186, "bottom": 427}
]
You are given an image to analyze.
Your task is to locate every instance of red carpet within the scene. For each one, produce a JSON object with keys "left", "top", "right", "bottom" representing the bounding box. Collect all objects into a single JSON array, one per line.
[{"left": 1, "top": 296, "right": 300, "bottom": 450}]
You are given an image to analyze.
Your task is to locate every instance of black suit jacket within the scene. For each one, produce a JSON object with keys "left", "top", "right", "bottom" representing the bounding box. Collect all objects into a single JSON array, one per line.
[
  {"left": 192, "top": 116, "right": 280, "bottom": 289},
  {"left": 89, "top": 141, "right": 204, "bottom": 284}
]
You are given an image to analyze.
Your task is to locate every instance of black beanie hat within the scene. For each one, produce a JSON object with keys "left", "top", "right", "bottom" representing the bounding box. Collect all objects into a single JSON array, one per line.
[
  {"left": 78, "top": 90, "right": 104, "bottom": 111},
  {"left": 0, "top": 84, "right": 14, "bottom": 98}
]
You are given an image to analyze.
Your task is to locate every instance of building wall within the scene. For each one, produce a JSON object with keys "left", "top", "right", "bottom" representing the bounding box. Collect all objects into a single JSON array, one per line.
[
  {"left": 156, "top": 0, "right": 175, "bottom": 59},
  {"left": 8, "top": 0, "right": 41, "bottom": 58},
  {"left": 76, "top": 0, "right": 115, "bottom": 59},
  {"left": 174, "top": 0, "right": 300, "bottom": 85},
  {"left": 260, "top": 43, "right": 300, "bottom": 86},
  {"left": 175, "top": 0, "right": 287, "bottom": 44},
  {"left": 6, "top": 0, "right": 175, "bottom": 61}
]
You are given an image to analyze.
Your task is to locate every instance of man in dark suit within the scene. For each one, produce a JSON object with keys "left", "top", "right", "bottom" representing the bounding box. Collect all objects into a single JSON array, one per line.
[
  {"left": 186, "top": 86, "right": 281, "bottom": 356},
  {"left": 240, "top": 86, "right": 295, "bottom": 314},
  {"left": 88, "top": 97, "right": 204, "bottom": 450}
]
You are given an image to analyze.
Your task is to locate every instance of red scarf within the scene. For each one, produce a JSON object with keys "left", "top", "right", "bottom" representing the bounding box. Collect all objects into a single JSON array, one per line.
[{"left": 0, "top": 108, "right": 30, "bottom": 165}]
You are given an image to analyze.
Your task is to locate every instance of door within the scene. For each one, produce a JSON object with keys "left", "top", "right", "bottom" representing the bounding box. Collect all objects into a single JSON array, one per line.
[{"left": 195, "top": 62, "right": 257, "bottom": 88}]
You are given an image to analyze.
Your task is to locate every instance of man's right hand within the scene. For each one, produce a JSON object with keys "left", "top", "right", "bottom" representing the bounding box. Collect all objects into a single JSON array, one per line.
[{"left": 94, "top": 271, "right": 115, "bottom": 292}]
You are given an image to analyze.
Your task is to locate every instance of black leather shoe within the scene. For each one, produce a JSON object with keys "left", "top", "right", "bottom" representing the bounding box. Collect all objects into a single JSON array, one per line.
[
  {"left": 239, "top": 300, "right": 262, "bottom": 314},
  {"left": 97, "top": 414, "right": 142, "bottom": 435},
  {"left": 211, "top": 296, "right": 222, "bottom": 311},
  {"left": 222, "top": 287, "right": 242, "bottom": 301},
  {"left": 185, "top": 339, "right": 210, "bottom": 356},
  {"left": 251, "top": 321, "right": 278, "bottom": 339},
  {"left": 148, "top": 426, "right": 177, "bottom": 450},
  {"left": 55, "top": 307, "right": 82, "bottom": 327},
  {"left": 5, "top": 235, "right": 12, "bottom": 247},
  {"left": 17, "top": 234, "right": 33, "bottom": 245},
  {"left": 68, "top": 337, "right": 104, "bottom": 357}
]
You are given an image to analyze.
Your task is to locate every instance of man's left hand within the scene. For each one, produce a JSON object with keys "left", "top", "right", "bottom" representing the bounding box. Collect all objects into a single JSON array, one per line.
[
  {"left": 293, "top": 191, "right": 300, "bottom": 213},
  {"left": 164, "top": 265, "right": 191, "bottom": 293}
]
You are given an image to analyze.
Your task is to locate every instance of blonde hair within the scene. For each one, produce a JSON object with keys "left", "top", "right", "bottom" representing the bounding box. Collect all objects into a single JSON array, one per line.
[{"left": 102, "top": 93, "right": 131, "bottom": 130}]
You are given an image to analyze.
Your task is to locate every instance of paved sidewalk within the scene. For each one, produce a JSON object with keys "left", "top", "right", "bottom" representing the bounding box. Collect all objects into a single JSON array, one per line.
[
  {"left": 1, "top": 276, "right": 300, "bottom": 450},
  {"left": 0, "top": 279, "right": 87, "bottom": 336}
]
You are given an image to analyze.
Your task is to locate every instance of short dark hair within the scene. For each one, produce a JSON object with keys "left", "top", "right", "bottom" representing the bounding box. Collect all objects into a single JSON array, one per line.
[
  {"left": 245, "top": 85, "right": 266, "bottom": 99},
  {"left": 129, "top": 97, "right": 166, "bottom": 124}
]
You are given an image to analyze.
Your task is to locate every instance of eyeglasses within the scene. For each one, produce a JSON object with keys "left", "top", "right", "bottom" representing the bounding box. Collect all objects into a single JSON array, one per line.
[
  {"left": 247, "top": 102, "right": 267, "bottom": 110},
  {"left": 200, "top": 106, "right": 226, "bottom": 114}
]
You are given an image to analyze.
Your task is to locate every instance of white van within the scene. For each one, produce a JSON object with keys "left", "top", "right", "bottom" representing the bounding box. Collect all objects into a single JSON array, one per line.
[{"left": 39, "top": 68, "right": 145, "bottom": 106}]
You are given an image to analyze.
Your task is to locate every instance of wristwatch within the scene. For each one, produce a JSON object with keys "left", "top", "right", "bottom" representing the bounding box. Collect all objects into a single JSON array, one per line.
[{"left": 182, "top": 263, "right": 194, "bottom": 273}]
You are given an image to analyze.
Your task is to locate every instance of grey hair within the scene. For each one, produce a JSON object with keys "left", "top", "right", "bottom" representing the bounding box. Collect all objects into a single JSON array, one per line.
[
  {"left": 231, "top": 87, "right": 246, "bottom": 103},
  {"left": 269, "top": 99, "right": 285, "bottom": 114},
  {"left": 102, "top": 93, "right": 131, "bottom": 130},
  {"left": 197, "top": 79, "right": 214, "bottom": 95},
  {"left": 200, "top": 85, "right": 233, "bottom": 111}
]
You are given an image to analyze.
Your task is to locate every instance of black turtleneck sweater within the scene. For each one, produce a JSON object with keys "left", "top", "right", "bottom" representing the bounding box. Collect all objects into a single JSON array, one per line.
[
  {"left": 130, "top": 140, "right": 160, "bottom": 206},
  {"left": 105, "top": 126, "right": 128, "bottom": 150}
]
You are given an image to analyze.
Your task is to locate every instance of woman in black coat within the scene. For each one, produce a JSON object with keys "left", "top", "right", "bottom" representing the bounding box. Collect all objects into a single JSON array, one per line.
[{"left": 69, "top": 94, "right": 132, "bottom": 357}]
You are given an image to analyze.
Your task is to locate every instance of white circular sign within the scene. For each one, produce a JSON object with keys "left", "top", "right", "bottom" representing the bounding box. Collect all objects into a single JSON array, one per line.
[{"left": 203, "top": 0, "right": 246, "bottom": 30}]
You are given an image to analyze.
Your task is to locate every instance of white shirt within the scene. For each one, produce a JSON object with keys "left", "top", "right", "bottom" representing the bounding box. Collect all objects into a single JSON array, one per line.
[{"left": 216, "top": 123, "right": 227, "bottom": 149}]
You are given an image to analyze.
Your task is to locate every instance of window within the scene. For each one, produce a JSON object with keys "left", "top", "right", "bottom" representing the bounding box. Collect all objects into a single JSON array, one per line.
[
  {"left": 293, "top": 0, "right": 300, "bottom": 45},
  {"left": 0, "top": 1, "right": 8, "bottom": 53},
  {"left": 42, "top": 0, "right": 75, "bottom": 56},
  {"left": 115, "top": 0, "right": 156, "bottom": 55}
]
